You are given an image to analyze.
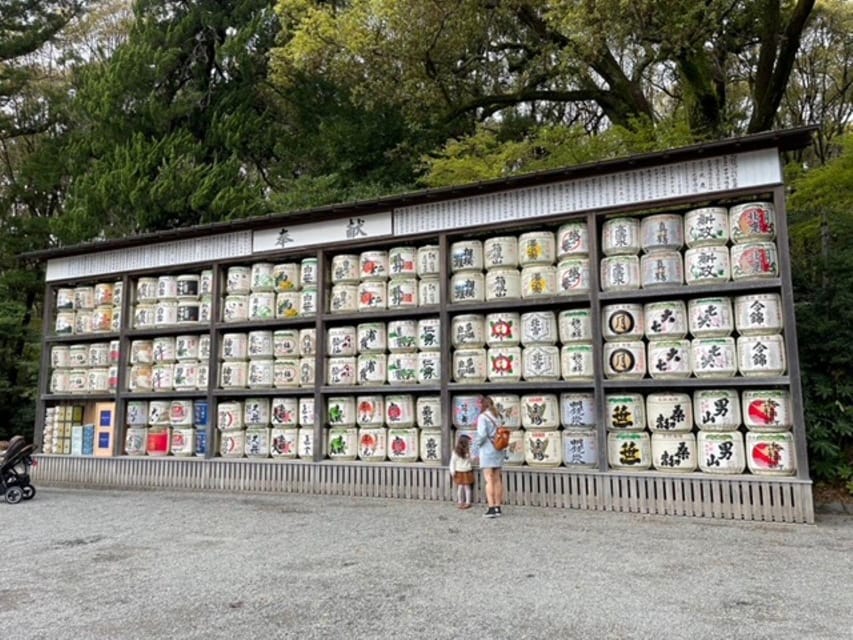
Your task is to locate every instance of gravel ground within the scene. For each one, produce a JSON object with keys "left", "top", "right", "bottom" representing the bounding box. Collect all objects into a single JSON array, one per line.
[{"left": 1, "top": 488, "right": 851, "bottom": 640}]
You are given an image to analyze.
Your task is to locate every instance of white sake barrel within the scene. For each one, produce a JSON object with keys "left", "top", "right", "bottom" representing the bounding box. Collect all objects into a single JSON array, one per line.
[
  {"left": 273, "top": 263, "right": 300, "bottom": 292},
  {"left": 151, "top": 364, "right": 174, "bottom": 392},
  {"left": 647, "top": 339, "right": 691, "bottom": 379},
  {"left": 357, "top": 281, "right": 387, "bottom": 312},
  {"left": 605, "top": 393, "right": 645, "bottom": 431},
  {"left": 450, "top": 240, "right": 483, "bottom": 272},
  {"left": 125, "top": 428, "right": 148, "bottom": 456},
  {"left": 128, "top": 364, "right": 153, "bottom": 392},
  {"left": 175, "top": 334, "right": 200, "bottom": 361},
  {"left": 520, "top": 311, "right": 558, "bottom": 345},
  {"left": 557, "top": 222, "right": 589, "bottom": 259},
  {"left": 75, "top": 310, "right": 93, "bottom": 334},
  {"left": 385, "top": 395, "right": 415, "bottom": 427},
  {"left": 220, "top": 430, "right": 245, "bottom": 458},
  {"left": 688, "top": 297, "right": 734, "bottom": 337},
  {"left": 520, "top": 265, "right": 556, "bottom": 298},
  {"left": 388, "top": 246, "right": 417, "bottom": 276},
  {"left": 450, "top": 271, "right": 485, "bottom": 304},
  {"left": 220, "top": 361, "right": 248, "bottom": 389},
  {"left": 217, "top": 402, "right": 243, "bottom": 430},
  {"left": 93, "top": 283, "right": 114, "bottom": 306},
  {"left": 326, "top": 396, "right": 356, "bottom": 427},
  {"left": 737, "top": 334, "right": 786, "bottom": 377},
  {"left": 357, "top": 353, "right": 388, "bottom": 385},
  {"left": 518, "top": 231, "right": 556, "bottom": 266},
  {"left": 247, "top": 331, "right": 273, "bottom": 358},
  {"left": 556, "top": 259, "right": 591, "bottom": 295},
  {"left": 248, "top": 359, "right": 274, "bottom": 389},
  {"left": 602, "top": 217, "right": 640, "bottom": 256},
  {"left": 299, "top": 328, "right": 316, "bottom": 356},
  {"left": 176, "top": 274, "right": 200, "bottom": 299},
  {"left": 107, "top": 365, "right": 119, "bottom": 391},
  {"left": 644, "top": 300, "right": 688, "bottom": 340},
  {"left": 563, "top": 430, "right": 597, "bottom": 467},
  {"left": 694, "top": 389, "right": 741, "bottom": 432},
  {"left": 734, "top": 293, "right": 783, "bottom": 335},
  {"left": 417, "top": 352, "right": 441, "bottom": 384},
  {"left": 485, "top": 312, "right": 520, "bottom": 347},
  {"left": 299, "top": 288, "right": 318, "bottom": 316},
  {"left": 388, "top": 277, "right": 418, "bottom": 309},
  {"left": 196, "top": 363, "right": 209, "bottom": 389},
  {"left": 418, "top": 277, "right": 440, "bottom": 306},
  {"left": 359, "top": 251, "right": 388, "bottom": 281},
  {"left": 523, "top": 346, "right": 560, "bottom": 381},
  {"left": 488, "top": 394, "right": 519, "bottom": 429},
  {"left": 417, "top": 245, "right": 441, "bottom": 276},
  {"left": 746, "top": 431, "right": 796, "bottom": 476},
  {"left": 358, "top": 427, "right": 388, "bottom": 462},
  {"left": 110, "top": 307, "right": 122, "bottom": 332},
  {"left": 250, "top": 263, "right": 275, "bottom": 292},
  {"left": 327, "top": 326, "right": 357, "bottom": 356},
  {"left": 524, "top": 429, "right": 562, "bottom": 467},
  {"left": 600, "top": 256, "right": 641, "bottom": 291},
  {"left": 684, "top": 246, "right": 731, "bottom": 285},
  {"left": 387, "top": 428, "right": 419, "bottom": 462},
  {"left": 521, "top": 394, "right": 559, "bottom": 429},
  {"left": 329, "top": 284, "right": 358, "bottom": 314},
  {"left": 607, "top": 431, "right": 651, "bottom": 470},
  {"left": 156, "top": 276, "right": 178, "bottom": 300},
  {"left": 419, "top": 429, "right": 442, "bottom": 464},
  {"left": 560, "top": 392, "right": 596, "bottom": 429},
  {"left": 484, "top": 236, "right": 519, "bottom": 269},
  {"left": 270, "top": 428, "right": 298, "bottom": 458},
  {"left": 172, "top": 361, "right": 198, "bottom": 390},
  {"left": 451, "top": 315, "right": 485, "bottom": 348},
  {"left": 226, "top": 266, "right": 251, "bottom": 294},
  {"left": 136, "top": 278, "right": 158, "bottom": 303},
  {"left": 152, "top": 336, "right": 176, "bottom": 363},
  {"left": 416, "top": 318, "right": 441, "bottom": 351},
  {"left": 221, "top": 333, "right": 248, "bottom": 361},
  {"left": 502, "top": 429, "right": 525, "bottom": 466},
  {"left": 126, "top": 401, "right": 149, "bottom": 426},
  {"left": 147, "top": 400, "right": 171, "bottom": 426},
  {"left": 51, "top": 345, "right": 71, "bottom": 369},
  {"left": 73, "top": 286, "right": 95, "bottom": 310},
  {"left": 91, "top": 306, "right": 113, "bottom": 333},
  {"left": 603, "top": 341, "right": 646, "bottom": 379},
  {"left": 652, "top": 432, "right": 697, "bottom": 472},
  {"left": 452, "top": 348, "right": 487, "bottom": 383},
  {"left": 154, "top": 300, "right": 178, "bottom": 327},
  {"left": 641, "top": 214, "right": 684, "bottom": 253},
  {"left": 486, "top": 346, "right": 521, "bottom": 382},
  {"left": 386, "top": 353, "right": 418, "bottom": 384},
  {"left": 452, "top": 395, "right": 481, "bottom": 429},
  {"left": 685, "top": 207, "right": 729, "bottom": 247},
  {"left": 298, "top": 358, "right": 315, "bottom": 387},
  {"left": 55, "top": 311, "right": 75, "bottom": 335},
  {"left": 691, "top": 337, "right": 737, "bottom": 378},
  {"left": 299, "top": 398, "right": 315, "bottom": 427},
  {"left": 698, "top": 431, "right": 745, "bottom": 474},
  {"left": 170, "top": 428, "right": 196, "bottom": 457},
  {"left": 199, "top": 270, "right": 213, "bottom": 295},
  {"left": 222, "top": 294, "right": 249, "bottom": 323},
  {"left": 271, "top": 397, "right": 298, "bottom": 427},
  {"left": 276, "top": 291, "right": 300, "bottom": 318},
  {"left": 730, "top": 202, "right": 776, "bottom": 243},
  {"left": 560, "top": 344, "right": 594, "bottom": 381},
  {"left": 357, "top": 322, "right": 387, "bottom": 353},
  {"left": 248, "top": 292, "right": 275, "bottom": 320},
  {"left": 647, "top": 392, "right": 693, "bottom": 432},
  {"left": 300, "top": 257, "right": 318, "bottom": 288},
  {"left": 90, "top": 369, "right": 111, "bottom": 393},
  {"left": 742, "top": 390, "right": 792, "bottom": 431},
  {"left": 56, "top": 288, "right": 75, "bottom": 310},
  {"left": 731, "top": 242, "right": 779, "bottom": 280},
  {"left": 69, "top": 344, "right": 89, "bottom": 367},
  {"left": 169, "top": 400, "right": 194, "bottom": 426},
  {"left": 356, "top": 395, "right": 385, "bottom": 427},
  {"left": 327, "top": 357, "right": 356, "bottom": 386},
  {"left": 485, "top": 268, "right": 522, "bottom": 301},
  {"left": 416, "top": 396, "right": 442, "bottom": 429},
  {"left": 198, "top": 296, "right": 212, "bottom": 323},
  {"left": 640, "top": 252, "right": 683, "bottom": 288},
  {"left": 273, "top": 329, "right": 299, "bottom": 357},
  {"left": 296, "top": 427, "right": 314, "bottom": 458}
]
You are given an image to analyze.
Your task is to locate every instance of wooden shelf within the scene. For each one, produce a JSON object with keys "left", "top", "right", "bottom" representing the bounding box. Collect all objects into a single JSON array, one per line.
[
  {"left": 45, "top": 332, "right": 120, "bottom": 344},
  {"left": 214, "top": 317, "right": 315, "bottom": 331},
  {"left": 41, "top": 393, "right": 116, "bottom": 402},
  {"left": 322, "top": 306, "right": 440, "bottom": 323},
  {"left": 123, "top": 390, "right": 208, "bottom": 399},
  {"left": 215, "top": 388, "right": 312, "bottom": 397},
  {"left": 448, "top": 293, "right": 591, "bottom": 313},
  {"left": 320, "top": 384, "right": 441, "bottom": 394},
  {"left": 598, "top": 278, "right": 782, "bottom": 302},
  {"left": 126, "top": 325, "right": 211, "bottom": 338}
]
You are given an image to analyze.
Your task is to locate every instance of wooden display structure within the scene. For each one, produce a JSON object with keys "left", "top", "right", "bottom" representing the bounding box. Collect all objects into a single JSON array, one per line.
[{"left": 28, "top": 128, "right": 816, "bottom": 523}]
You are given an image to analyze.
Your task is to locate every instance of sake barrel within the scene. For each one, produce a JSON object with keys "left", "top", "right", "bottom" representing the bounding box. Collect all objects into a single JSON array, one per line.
[
  {"left": 560, "top": 392, "right": 595, "bottom": 429},
  {"left": 300, "top": 258, "right": 318, "bottom": 288},
  {"left": 524, "top": 429, "right": 562, "bottom": 467},
  {"left": 217, "top": 402, "right": 243, "bottom": 430},
  {"left": 110, "top": 307, "right": 122, "bottom": 332},
  {"left": 450, "top": 240, "right": 483, "bottom": 272},
  {"left": 222, "top": 295, "right": 249, "bottom": 323},
  {"left": 694, "top": 389, "right": 741, "bottom": 432},
  {"left": 248, "top": 292, "right": 275, "bottom": 321},
  {"left": 69, "top": 344, "right": 89, "bottom": 367},
  {"left": 200, "top": 270, "right": 214, "bottom": 295},
  {"left": 729, "top": 201, "right": 776, "bottom": 243},
  {"left": 452, "top": 395, "right": 481, "bottom": 428},
  {"left": 416, "top": 245, "right": 441, "bottom": 276},
  {"left": 327, "top": 325, "right": 357, "bottom": 356},
  {"left": 250, "top": 263, "right": 275, "bottom": 292},
  {"left": 560, "top": 344, "right": 594, "bottom": 381},
  {"left": 640, "top": 252, "right": 684, "bottom": 288},
  {"left": 691, "top": 337, "right": 737, "bottom": 378},
  {"left": 56, "top": 288, "right": 75, "bottom": 310},
  {"left": 556, "top": 259, "right": 591, "bottom": 295},
  {"left": 125, "top": 428, "right": 148, "bottom": 456},
  {"left": 51, "top": 345, "right": 70, "bottom": 369},
  {"left": 605, "top": 393, "right": 645, "bottom": 431},
  {"left": 603, "top": 341, "right": 646, "bottom": 379},
  {"left": 418, "top": 277, "right": 441, "bottom": 307},
  {"left": 742, "top": 390, "right": 792, "bottom": 431},
  {"left": 152, "top": 336, "right": 176, "bottom": 362},
  {"left": 416, "top": 396, "right": 442, "bottom": 429},
  {"left": 563, "top": 430, "right": 597, "bottom": 468},
  {"left": 646, "top": 392, "right": 693, "bottom": 432},
  {"left": 247, "top": 359, "right": 274, "bottom": 389},
  {"left": 520, "top": 310, "right": 558, "bottom": 345},
  {"left": 151, "top": 364, "right": 174, "bottom": 392},
  {"left": 49, "top": 369, "right": 68, "bottom": 394},
  {"left": 147, "top": 428, "right": 172, "bottom": 457},
  {"left": 173, "top": 361, "right": 198, "bottom": 390},
  {"left": 91, "top": 306, "right": 113, "bottom": 333},
  {"left": 452, "top": 348, "right": 487, "bottom": 383},
  {"left": 520, "top": 394, "right": 559, "bottom": 429},
  {"left": 299, "top": 328, "right": 316, "bottom": 356},
  {"left": 128, "top": 364, "right": 153, "bottom": 392},
  {"left": 734, "top": 293, "right": 784, "bottom": 336},
  {"left": 270, "top": 428, "right": 298, "bottom": 458},
  {"left": 731, "top": 242, "right": 779, "bottom": 280},
  {"left": 602, "top": 217, "right": 640, "bottom": 256},
  {"left": 220, "top": 361, "right": 248, "bottom": 389},
  {"left": 684, "top": 246, "right": 731, "bottom": 285},
  {"left": 491, "top": 394, "right": 520, "bottom": 429},
  {"left": 450, "top": 271, "right": 485, "bottom": 304},
  {"left": 298, "top": 358, "right": 315, "bottom": 387},
  {"left": 557, "top": 222, "right": 589, "bottom": 259},
  {"left": 299, "top": 288, "right": 317, "bottom": 316},
  {"left": 641, "top": 214, "right": 684, "bottom": 253},
  {"left": 329, "top": 284, "right": 358, "bottom": 314},
  {"left": 136, "top": 278, "right": 158, "bottom": 303},
  {"left": 388, "top": 246, "right": 417, "bottom": 276},
  {"left": 226, "top": 266, "right": 251, "bottom": 294},
  {"left": 247, "top": 331, "right": 273, "bottom": 359},
  {"left": 273, "top": 359, "right": 299, "bottom": 388},
  {"left": 170, "top": 428, "right": 196, "bottom": 457},
  {"left": 698, "top": 431, "right": 746, "bottom": 474},
  {"left": 607, "top": 431, "right": 651, "bottom": 470},
  {"left": 276, "top": 291, "right": 300, "bottom": 318},
  {"left": 416, "top": 318, "right": 441, "bottom": 351},
  {"left": 220, "top": 429, "right": 246, "bottom": 458},
  {"left": 518, "top": 231, "right": 556, "bottom": 266},
  {"left": 647, "top": 339, "right": 691, "bottom": 379},
  {"left": 273, "top": 263, "right": 300, "bottom": 292},
  {"left": 746, "top": 431, "right": 796, "bottom": 476},
  {"left": 358, "top": 322, "right": 387, "bottom": 353},
  {"left": 220, "top": 333, "right": 248, "bottom": 361},
  {"left": 198, "top": 296, "right": 212, "bottom": 323},
  {"left": 484, "top": 312, "right": 520, "bottom": 347},
  {"left": 387, "top": 353, "right": 418, "bottom": 384},
  {"left": 684, "top": 206, "right": 729, "bottom": 247},
  {"left": 644, "top": 300, "right": 688, "bottom": 340},
  {"left": 356, "top": 395, "right": 385, "bottom": 427},
  {"left": 332, "top": 254, "right": 360, "bottom": 284},
  {"left": 419, "top": 429, "right": 442, "bottom": 464},
  {"left": 520, "top": 265, "right": 556, "bottom": 298},
  {"left": 387, "top": 428, "right": 419, "bottom": 462},
  {"left": 176, "top": 274, "right": 200, "bottom": 299},
  {"left": 737, "top": 334, "right": 786, "bottom": 377},
  {"left": 388, "top": 277, "right": 418, "bottom": 309},
  {"left": 273, "top": 329, "right": 299, "bottom": 357},
  {"left": 327, "top": 357, "right": 356, "bottom": 386},
  {"left": 503, "top": 429, "right": 526, "bottom": 466},
  {"left": 298, "top": 397, "right": 315, "bottom": 427},
  {"left": 417, "top": 352, "right": 441, "bottom": 384},
  {"left": 271, "top": 397, "right": 299, "bottom": 427},
  {"left": 558, "top": 309, "right": 592, "bottom": 344},
  {"left": 296, "top": 427, "right": 314, "bottom": 458},
  {"left": 326, "top": 396, "right": 356, "bottom": 427},
  {"left": 485, "top": 268, "right": 522, "bottom": 301},
  {"left": 486, "top": 346, "right": 521, "bottom": 382},
  {"left": 154, "top": 300, "right": 178, "bottom": 327},
  {"left": 357, "top": 281, "right": 387, "bottom": 312},
  {"left": 360, "top": 250, "right": 389, "bottom": 281},
  {"left": 196, "top": 363, "right": 210, "bottom": 389},
  {"left": 156, "top": 275, "right": 178, "bottom": 300},
  {"left": 357, "top": 427, "right": 388, "bottom": 462},
  {"left": 600, "top": 256, "right": 641, "bottom": 291},
  {"left": 652, "top": 432, "right": 697, "bottom": 472},
  {"left": 687, "top": 297, "right": 734, "bottom": 338},
  {"left": 169, "top": 400, "right": 195, "bottom": 426},
  {"left": 450, "top": 315, "right": 485, "bottom": 348},
  {"left": 74, "top": 310, "right": 92, "bottom": 334},
  {"left": 148, "top": 400, "right": 172, "bottom": 426},
  {"left": 484, "top": 236, "right": 519, "bottom": 269},
  {"left": 87, "top": 367, "right": 110, "bottom": 393},
  {"left": 175, "top": 334, "right": 200, "bottom": 361},
  {"left": 357, "top": 353, "right": 388, "bottom": 385},
  {"left": 385, "top": 394, "right": 415, "bottom": 428},
  {"left": 55, "top": 311, "right": 75, "bottom": 335},
  {"left": 73, "top": 286, "right": 95, "bottom": 310}
]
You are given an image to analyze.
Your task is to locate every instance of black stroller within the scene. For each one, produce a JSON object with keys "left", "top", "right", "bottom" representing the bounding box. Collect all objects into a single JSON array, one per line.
[{"left": 1, "top": 436, "right": 37, "bottom": 504}]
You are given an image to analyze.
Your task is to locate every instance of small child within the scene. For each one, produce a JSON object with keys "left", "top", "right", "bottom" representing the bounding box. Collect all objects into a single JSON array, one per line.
[{"left": 448, "top": 435, "right": 474, "bottom": 509}]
